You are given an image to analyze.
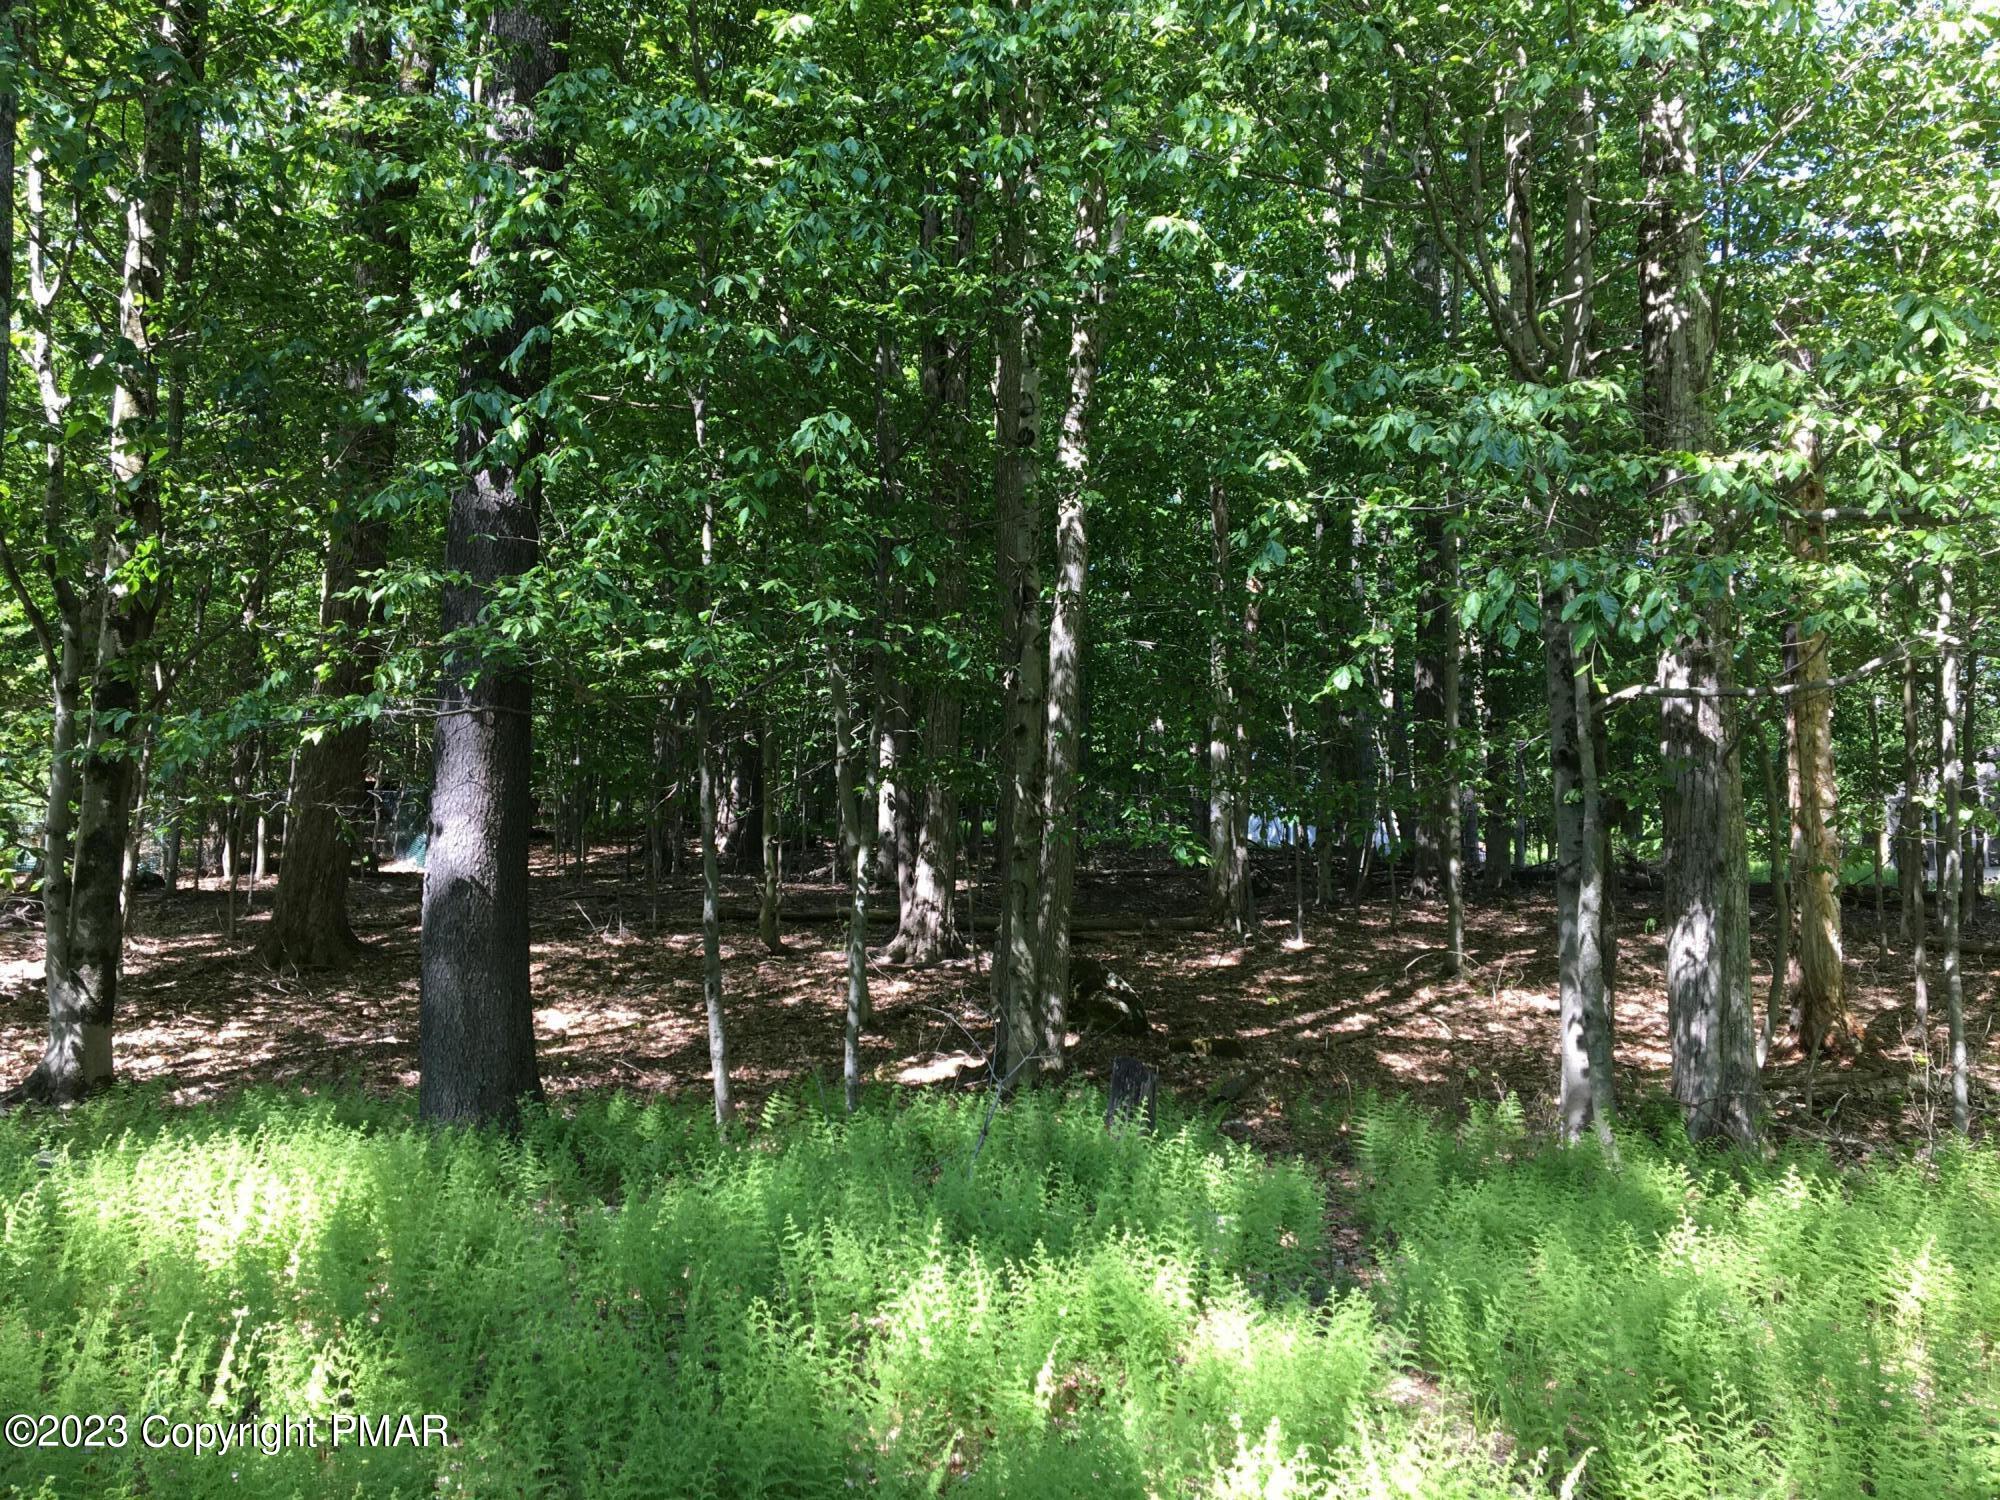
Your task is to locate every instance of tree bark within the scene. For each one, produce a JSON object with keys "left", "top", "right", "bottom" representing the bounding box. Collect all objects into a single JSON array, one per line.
[
  {"left": 1477, "top": 641, "right": 1512, "bottom": 892},
  {"left": 0, "top": 28, "right": 80, "bottom": 1099},
  {"left": 1939, "top": 565, "right": 1971, "bottom": 1133},
  {"left": 1411, "top": 513, "right": 1464, "bottom": 970},
  {"left": 1902, "top": 643, "right": 1934, "bottom": 1123},
  {"left": 1538, "top": 65, "right": 1615, "bottom": 1142},
  {"left": 832, "top": 647, "right": 874, "bottom": 1113},
  {"left": 1961, "top": 597, "right": 1981, "bottom": 928},
  {"left": 18, "top": 0, "right": 194, "bottom": 1102},
  {"left": 1410, "top": 515, "right": 1456, "bottom": 928},
  {"left": 697, "top": 680, "right": 731, "bottom": 1125},
  {"left": 1643, "top": 33, "right": 1758, "bottom": 1146},
  {"left": 885, "top": 189, "right": 971, "bottom": 965},
  {"left": 1901, "top": 631, "right": 1924, "bottom": 941},
  {"left": 1784, "top": 440, "right": 1847, "bottom": 1050},
  {"left": 418, "top": 2, "right": 565, "bottom": 1128},
  {"left": 1208, "top": 478, "right": 1250, "bottom": 934},
  {"left": 1867, "top": 693, "right": 1887, "bottom": 954},
  {"left": 1548, "top": 605, "right": 1612, "bottom": 1142},
  {"left": 1759, "top": 725, "right": 1791, "bottom": 1069},
  {"left": 990, "top": 108, "right": 1045, "bottom": 1080},
  {"left": 1033, "top": 180, "right": 1116, "bottom": 1073}
]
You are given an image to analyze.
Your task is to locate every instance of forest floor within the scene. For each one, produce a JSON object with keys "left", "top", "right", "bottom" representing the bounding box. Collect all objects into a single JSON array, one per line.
[{"left": 0, "top": 846, "right": 1992, "bottom": 1150}]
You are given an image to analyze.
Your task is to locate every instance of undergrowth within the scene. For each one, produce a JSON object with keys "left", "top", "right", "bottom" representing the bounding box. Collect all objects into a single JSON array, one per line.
[
  {"left": 0, "top": 1085, "right": 1991, "bottom": 1497},
  {"left": 1353, "top": 1095, "right": 2000, "bottom": 1499}
]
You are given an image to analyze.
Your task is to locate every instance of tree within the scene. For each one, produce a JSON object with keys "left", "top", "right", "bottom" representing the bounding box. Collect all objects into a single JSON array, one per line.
[
  {"left": 263, "top": 24, "right": 425, "bottom": 970},
  {"left": 1642, "top": 8, "right": 1759, "bottom": 1147},
  {"left": 417, "top": 0, "right": 569, "bottom": 1128},
  {"left": 4, "top": 0, "right": 200, "bottom": 1103}
]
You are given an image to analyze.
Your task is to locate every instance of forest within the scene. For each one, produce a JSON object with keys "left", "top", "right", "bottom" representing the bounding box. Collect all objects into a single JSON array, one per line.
[{"left": 0, "top": 0, "right": 1998, "bottom": 1495}]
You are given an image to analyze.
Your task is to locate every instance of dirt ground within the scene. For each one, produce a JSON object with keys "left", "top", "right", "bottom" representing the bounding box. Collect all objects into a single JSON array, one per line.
[{"left": 1, "top": 846, "right": 1992, "bottom": 1151}]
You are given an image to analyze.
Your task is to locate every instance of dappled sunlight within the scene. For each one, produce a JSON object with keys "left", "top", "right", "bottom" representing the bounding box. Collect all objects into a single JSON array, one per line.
[{"left": 0, "top": 854, "right": 1991, "bottom": 1145}]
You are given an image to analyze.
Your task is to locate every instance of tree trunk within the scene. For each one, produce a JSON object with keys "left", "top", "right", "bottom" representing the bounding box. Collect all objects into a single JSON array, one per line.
[
  {"left": 1939, "top": 566, "right": 1971, "bottom": 1133},
  {"left": 1538, "top": 66, "right": 1614, "bottom": 1144},
  {"left": 1961, "top": 620, "right": 1980, "bottom": 928},
  {"left": 1033, "top": 180, "right": 1115, "bottom": 1073},
  {"left": 1548, "top": 605, "right": 1612, "bottom": 1142},
  {"left": 418, "top": 2, "right": 565, "bottom": 1129},
  {"left": 1411, "top": 512, "right": 1463, "bottom": 971},
  {"left": 1658, "top": 636, "right": 1758, "bottom": 1145},
  {"left": 1900, "top": 629, "right": 1923, "bottom": 941},
  {"left": 32, "top": 624, "right": 89, "bottom": 1098},
  {"left": 697, "top": 680, "right": 731, "bottom": 1126},
  {"left": 832, "top": 648, "right": 874, "bottom": 1113},
  {"left": 886, "top": 187, "right": 972, "bottom": 965},
  {"left": 1644, "top": 27, "right": 1758, "bottom": 1146},
  {"left": 757, "top": 721, "right": 782, "bottom": 952},
  {"left": 1207, "top": 478, "right": 1250, "bottom": 935},
  {"left": 264, "top": 513, "right": 387, "bottom": 967},
  {"left": 266, "top": 27, "right": 421, "bottom": 968},
  {"left": 991, "top": 124, "right": 1045, "bottom": 1081},
  {"left": 1784, "top": 458, "right": 1847, "bottom": 1050},
  {"left": 1411, "top": 514, "right": 1456, "bottom": 924},
  {"left": 647, "top": 702, "right": 674, "bottom": 924},
  {"left": 19, "top": 0, "right": 192, "bottom": 1102},
  {"left": 1867, "top": 693, "right": 1887, "bottom": 953},
  {"left": 1759, "top": 726, "right": 1792, "bottom": 1069},
  {"left": 1909, "top": 645, "right": 1932, "bottom": 1116},
  {"left": 1478, "top": 641, "right": 1512, "bottom": 892}
]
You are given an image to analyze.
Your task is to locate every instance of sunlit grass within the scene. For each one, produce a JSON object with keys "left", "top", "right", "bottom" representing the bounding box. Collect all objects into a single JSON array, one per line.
[{"left": 0, "top": 1086, "right": 1993, "bottom": 1497}]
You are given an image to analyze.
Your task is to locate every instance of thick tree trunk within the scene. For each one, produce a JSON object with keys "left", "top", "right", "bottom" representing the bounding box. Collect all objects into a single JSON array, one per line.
[
  {"left": 893, "top": 697, "right": 964, "bottom": 962},
  {"left": 418, "top": 2, "right": 565, "bottom": 1128},
  {"left": 263, "top": 27, "right": 418, "bottom": 968},
  {"left": 264, "top": 518, "right": 386, "bottom": 966},
  {"left": 34, "top": 626, "right": 90, "bottom": 1097},
  {"left": 1658, "top": 637, "right": 1759, "bottom": 1145},
  {"left": 1644, "top": 29, "right": 1758, "bottom": 1146}
]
